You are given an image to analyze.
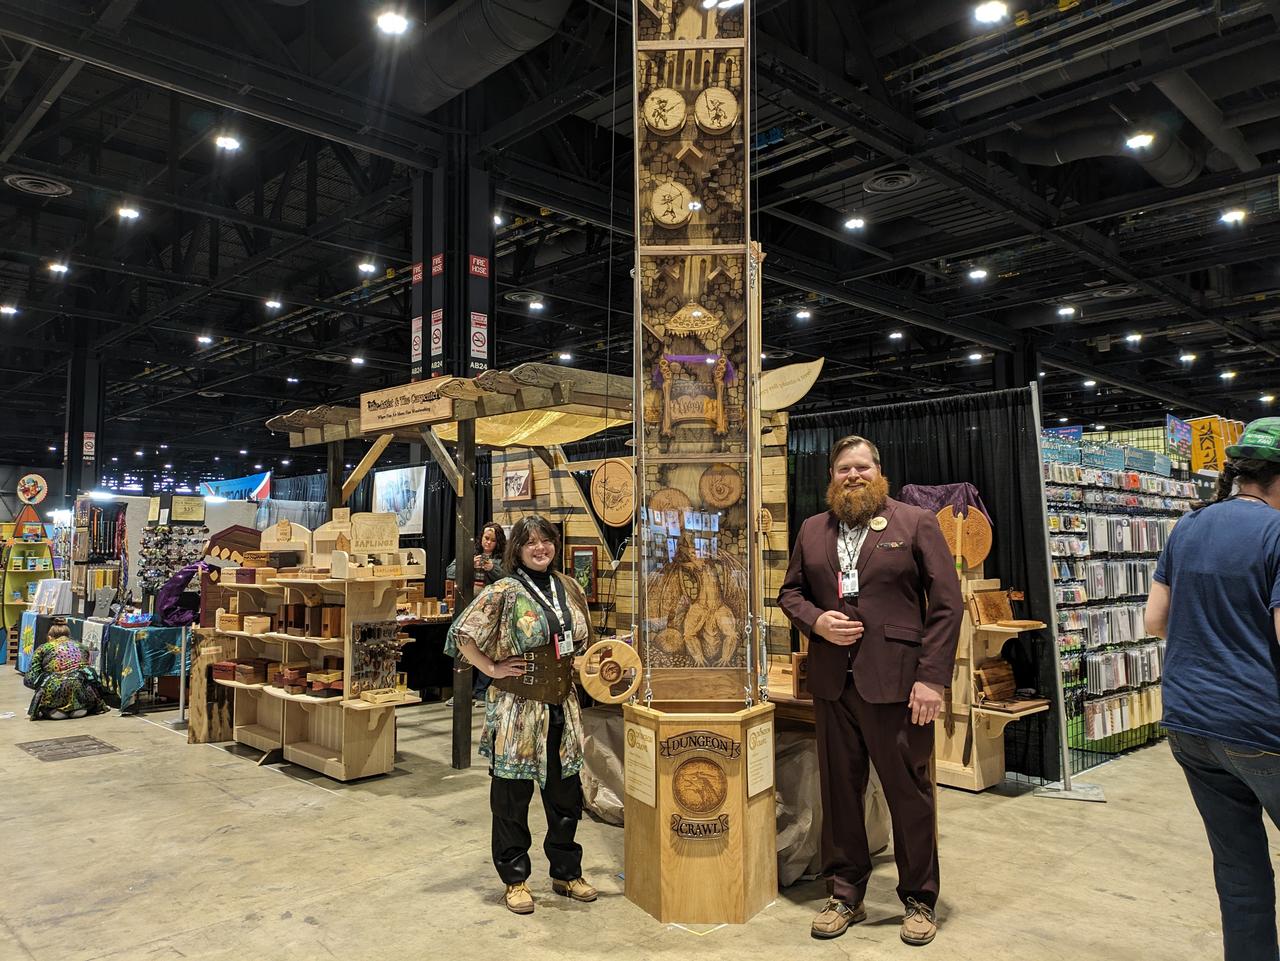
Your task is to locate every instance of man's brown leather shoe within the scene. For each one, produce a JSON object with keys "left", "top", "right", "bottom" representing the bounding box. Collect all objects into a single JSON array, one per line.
[
  {"left": 504, "top": 882, "right": 535, "bottom": 915},
  {"left": 551, "top": 877, "right": 598, "bottom": 902},
  {"left": 901, "top": 898, "right": 937, "bottom": 945},
  {"left": 810, "top": 897, "right": 866, "bottom": 939}
]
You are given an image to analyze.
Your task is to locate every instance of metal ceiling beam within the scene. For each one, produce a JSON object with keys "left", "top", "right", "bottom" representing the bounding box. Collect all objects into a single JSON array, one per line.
[
  {"left": 480, "top": 65, "right": 622, "bottom": 152},
  {"left": 0, "top": 1, "right": 440, "bottom": 169}
]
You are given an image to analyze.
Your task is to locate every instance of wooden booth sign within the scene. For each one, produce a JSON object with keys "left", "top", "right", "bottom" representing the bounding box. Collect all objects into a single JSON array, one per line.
[{"left": 359, "top": 383, "right": 454, "bottom": 433}]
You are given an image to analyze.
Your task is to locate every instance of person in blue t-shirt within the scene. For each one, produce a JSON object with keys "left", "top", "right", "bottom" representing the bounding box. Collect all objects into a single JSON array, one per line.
[{"left": 1146, "top": 417, "right": 1280, "bottom": 961}]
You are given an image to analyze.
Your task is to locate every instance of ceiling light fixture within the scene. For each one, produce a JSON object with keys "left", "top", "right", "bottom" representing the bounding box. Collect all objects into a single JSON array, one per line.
[
  {"left": 1220, "top": 370, "right": 1237, "bottom": 380},
  {"left": 967, "top": 267, "right": 989, "bottom": 280},
  {"left": 968, "top": 352, "right": 984, "bottom": 361},
  {"left": 254, "top": 463, "right": 263, "bottom": 470},
  {"left": 889, "top": 331, "right": 903, "bottom": 340},
  {"left": 843, "top": 216, "right": 865, "bottom": 230},
  {"left": 1125, "top": 333, "right": 1143, "bottom": 344},
  {"left": 1083, "top": 379, "right": 1097, "bottom": 387},
  {"left": 558, "top": 352, "right": 572, "bottom": 361},
  {"left": 357, "top": 262, "right": 376, "bottom": 274},
  {"left": 1093, "top": 424, "right": 1107, "bottom": 431},
  {"left": 0, "top": 305, "right": 16, "bottom": 316},
  {"left": 351, "top": 356, "right": 365, "bottom": 365},
  {"left": 117, "top": 206, "right": 140, "bottom": 220},
  {"left": 1038, "top": 370, "right": 1046, "bottom": 377},
  {"left": 493, "top": 213, "right": 503, "bottom": 226},
  {"left": 1058, "top": 417, "right": 1069, "bottom": 423},
  {"left": 47, "top": 445, "right": 56, "bottom": 452},
  {"left": 1220, "top": 208, "right": 1247, "bottom": 225},
  {"left": 264, "top": 299, "right": 281, "bottom": 309},
  {"left": 239, "top": 449, "right": 247, "bottom": 455},
  {"left": 164, "top": 463, "right": 172, "bottom": 470},
  {"left": 1261, "top": 394, "right": 1275, "bottom": 403},
  {"left": 286, "top": 376, "right": 299, "bottom": 384},
  {"left": 160, "top": 444, "right": 168, "bottom": 449},
  {"left": 974, "top": 1, "right": 1008, "bottom": 23},
  {"left": 1179, "top": 352, "right": 1197, "bottom": 363},
  {"left": 1057, "top": 305, "right": 1077, "bottom": 317},
  {"left": 529, "top": 300, "right": 545, "bottom": 311},
  {"left": 214, "top": 135, "right": 241, "bottom": 151},
  {"left": 376, "top": 11, "right": 410, "bottom": 34},
  {"left": 48, "top": 262, "right": 68, "bottom": 274},
  {"left": 197, "top": 335, "right": 213, "bottom": 345},
  {"left": 281, "top": 459, "right": 290, "bottom": 466},
  {"left": 795, "top": 309, "right": 812, "bottom": 320},
  {"left": 1125, "top": 132, "right": 1155, "bottom": 150}
]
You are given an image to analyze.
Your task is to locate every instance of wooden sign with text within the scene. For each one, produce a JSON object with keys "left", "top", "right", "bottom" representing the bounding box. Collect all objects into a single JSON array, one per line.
[{"left": 360, "top": 384, "right": 454, "bottom": 432}]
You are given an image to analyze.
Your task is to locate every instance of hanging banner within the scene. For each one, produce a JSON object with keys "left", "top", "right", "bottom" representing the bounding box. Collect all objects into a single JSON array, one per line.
[
  {"left": 469, "top": 311, "right": 488, "bottom": 373},
  {"left": 372, "top": 466, "right": 426, "bottom": 536},
  {"left": 200, "top": 471, "right": 271, "bottom": 501},
  {"left": 1043, "top": 425, "right": 1083, "bottom": 440},
  {"left": 1165, "top": 414, "right": 1192, "bottom": 460},
  {"left": 1188, "top": 416, "right": 1226, "bottom": 473}
]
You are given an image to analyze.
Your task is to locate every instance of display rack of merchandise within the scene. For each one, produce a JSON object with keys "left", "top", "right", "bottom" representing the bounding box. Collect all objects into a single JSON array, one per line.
[
  {"left": 1, "top": 536, "right": 55, "bottom": 632},
  {"left": 70, "top": 499, "right": 127, "bottom": 602},
  {"left": 138, "top": 525, "right": 208, "bottom": 595},
  {"left": 1041, "top": 436, "right": 1196, "bottom": 773},
  {"left": 210, "top": 516, "right": 425, "bottom": 781}
]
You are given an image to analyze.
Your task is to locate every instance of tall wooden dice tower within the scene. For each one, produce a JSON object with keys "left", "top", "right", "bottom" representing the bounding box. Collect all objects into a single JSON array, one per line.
[{"left": 625, "top": 0, "right": 777, "bottom": 925}]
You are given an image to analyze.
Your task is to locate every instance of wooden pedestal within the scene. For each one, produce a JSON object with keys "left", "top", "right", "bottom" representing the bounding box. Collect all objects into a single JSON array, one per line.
[{"left": 622, "top": 702, "right": 777, "bottom": 924}]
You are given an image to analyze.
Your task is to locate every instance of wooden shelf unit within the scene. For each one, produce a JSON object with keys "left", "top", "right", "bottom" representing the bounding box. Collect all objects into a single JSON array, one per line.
[
  {"left": 935, "top": 570, "right": 1050, "bottom": 792},
  {"left": 1, "top": 539, "right": 55, "bottom": 631}
]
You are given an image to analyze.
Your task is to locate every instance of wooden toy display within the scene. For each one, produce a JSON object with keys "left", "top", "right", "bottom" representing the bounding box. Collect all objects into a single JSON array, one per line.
[{"left": 208, "top": 513, "right": 425, "bottom": 781}]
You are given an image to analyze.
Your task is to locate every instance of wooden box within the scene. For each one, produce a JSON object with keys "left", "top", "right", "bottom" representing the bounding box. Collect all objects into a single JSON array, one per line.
[
  {"left": 254, "top": 567, "right": 277, "bottom": 585},
  {"left": 216, "top": 613, "right": 242, "bottom": 632},
  {"left": 305, "top": 605, "right": 325, "bottom": 638},
  {"left": 323, "top": 655, "right": 344, "bottom": 672},
  {"left": 241, "top": 614, "right": 273, "bottom": 635},
  {"left": 283, "top": 603, "right": 307, "bottom": 636},
  {"left": 791, "top": 652, "right": 811, "bottom": 700},
  {"left": 321, "top": 606, "right": 343, "bottom": 638},
  {"left": 227, "top": 594, "right": 240, "bottom": 614},
  {"left": 212, "top": 660, "right": 237, "bottom": 681},
  {"left": 233, "top": 568, "right": 256, "bottom": 584},
  {"left": 622, "top": 702, "right": 777, "bottom": 924}
]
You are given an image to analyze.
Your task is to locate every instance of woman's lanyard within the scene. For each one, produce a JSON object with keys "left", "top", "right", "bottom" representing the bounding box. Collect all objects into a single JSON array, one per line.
[{"left": 515, "top": 569, "right": 576, "bottom": 658}]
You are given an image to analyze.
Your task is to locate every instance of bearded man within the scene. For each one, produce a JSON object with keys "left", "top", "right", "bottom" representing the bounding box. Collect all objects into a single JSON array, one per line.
[{"left": 778, "top": 434, "right": 962, "bottom": 947}]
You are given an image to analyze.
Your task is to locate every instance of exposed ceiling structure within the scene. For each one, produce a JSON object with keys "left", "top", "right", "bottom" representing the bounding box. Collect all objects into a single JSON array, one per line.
[{"left": 1, "top": 0, "right": 1278, "bottom": 488}]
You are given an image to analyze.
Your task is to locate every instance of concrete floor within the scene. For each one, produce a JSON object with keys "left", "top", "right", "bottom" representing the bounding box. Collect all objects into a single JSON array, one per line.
[{"left": 1, "top": 668, "right": 1272, "bottom": 961}]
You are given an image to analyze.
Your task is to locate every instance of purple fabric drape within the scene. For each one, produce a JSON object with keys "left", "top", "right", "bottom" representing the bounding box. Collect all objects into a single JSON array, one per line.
[
  {"left": 156, "top": 561, "right": 206, "bottom": 627},
  {"left": 897, "top": 482, "right": 990, "bottom": 521}
]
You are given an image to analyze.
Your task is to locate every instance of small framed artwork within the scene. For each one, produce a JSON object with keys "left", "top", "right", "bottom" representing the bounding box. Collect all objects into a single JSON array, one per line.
[
  {"left": 568, "top": 545, "right": 598, "bottom": 602},
  {"left": 503, "top": 467, "right": 533, "bottom": 501}
]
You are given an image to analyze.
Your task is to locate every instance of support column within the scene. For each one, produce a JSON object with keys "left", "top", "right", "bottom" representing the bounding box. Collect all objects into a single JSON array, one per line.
[
  {"left": 451, "top": 418, "right": 476, "bottom": 770},
  {"left": 62, "top": 329, "right": 102, "bottom": 504},
  {"left": 326, "top": 441, "right": 343, "bottom": 509},
  {"left": 993, "top": 335, "right": 1040, "bottom": 390}
]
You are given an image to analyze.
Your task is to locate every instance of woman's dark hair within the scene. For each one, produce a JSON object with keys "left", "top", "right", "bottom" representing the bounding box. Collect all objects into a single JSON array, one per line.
[
  {"left": 504, "top": 514, "right": 560, "bottom": 572},
  {"left": 1214, "top": 457, "right": 1280, "bottom": 503},
  {"left": 475, "top": 522, "right": 506, "bottom": 557},
  {"left": 47, "top": 620, "right": 71, "bottom": 641}
]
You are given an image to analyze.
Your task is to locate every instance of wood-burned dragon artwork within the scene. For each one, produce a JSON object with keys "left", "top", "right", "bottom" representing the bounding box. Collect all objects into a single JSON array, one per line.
[{"left": 647, "top": 533, "right": 747, "bottom": 668}]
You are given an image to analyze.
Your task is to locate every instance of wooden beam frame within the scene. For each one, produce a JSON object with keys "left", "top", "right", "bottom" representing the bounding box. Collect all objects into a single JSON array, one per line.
[
  {"left": 420, "top": 427, "right": 462, "bottom": 496},
  {"left": 340, "top": 433, "right": 392, "bottom": 503}
]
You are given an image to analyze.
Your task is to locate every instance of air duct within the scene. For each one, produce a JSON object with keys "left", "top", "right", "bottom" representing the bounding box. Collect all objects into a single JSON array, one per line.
[
  {"left": 391, "top": 0, "right": 575, "bottom": 115},
  {"left": 986, "top": 123, "right": 1201, "bottom": 187}
]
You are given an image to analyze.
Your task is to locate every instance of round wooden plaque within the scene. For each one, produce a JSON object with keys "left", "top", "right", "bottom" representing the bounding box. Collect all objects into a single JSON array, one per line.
[
  {"left": 641, "top": 87, "right": 687, "bottom": 135},
  {"left": 650, "top": 180, "right": 693, "bottom": 229},
  {"left": 693, "top": 87, "right": 739, "bottom": 135},
  {"left": 578, "top": 639, "right": 643, "bottom": 704},
  {"left": 648, "top": 487, "right": 692, "bottom": 516},
  {"left": 673, "top": 757, "right": 729, "bottom": 814},
  {"left": 699, "top": 463, "right": 743, "bottom": 508},
  {"left": 590, "top": 459, "right": 635, "bottom": 528}
]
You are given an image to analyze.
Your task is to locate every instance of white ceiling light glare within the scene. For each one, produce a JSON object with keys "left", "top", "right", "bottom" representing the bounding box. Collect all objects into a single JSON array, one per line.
[
  {"left": 1124, "top": 132, "right": 1155, "bottom": 150},
  {"left": 282, "top": 459, "right": 291, "bottom": 466},
  {"left": 968, "top": 352, "right": 984, "bottom": 362},
  {"left": 135, "top": 450, "right": 144, "bottom": 457},
  {"left": 48, "top": 262, "right": 68, "bottom": 274},
  {"left": 529, "top": 300, "right": 545, "bottom": 312},
  {"left": 967, "top": 267, "right": 989, "bottom": 281},
  {"left": 795, "top": 309, "right": 812, "bottom": 320},
  {"left": 357, "top": 262, "right": 376, "bottom": 274},
  {"left": 493, "top": 213, "right": 503, "bottom": 226},
  {"left": 286, "top": 376, "right": 300, "bottom": 384},
  {"left": 197, "top": 335, "right": 213, "bottom": 345},
  {"left": 1261, "top": 394, "right": 1276, "bottom": 404},
  {"left": 351, "top": 356, "right": 365, "bottom": 365},
  {"left": 974, "top": 1, "right": 1008, "bottom": 24},
  {"left": 889, "top": 331, "right": 904, "bottom": 340},
  {"left": 1057, "top": 305, "right": 1077, "bottom": 318},
  {"left": 1094, "top": 424, "right": 1107, "bottom": 431},
  {"left": 239, "top": 449, "right": 247, "bottom": 455},
  {"left": 214, "top": 135, "right": 241, "bottom": 151},
  {"left": 1220, "top": 370, "right": 1237, "bottom": 380},
  {"left": 1219, "top": 208, "right": 1247, "bottom": 225},
  {"left": 558, "top": 352, "right": 572, "bottom": 361},
  {"left": 1058, "top": 417, "right": 1069, "bottom": 423},
  {"left": 1179, "top": 352, "right": 1197, "bottom": 363},
  {"left": 843, "top": 216, "right": 866, "bottom": 230},
  {"left": 1083, "top": 379, "right": 1097, "bottom": 387},
  {"left": 117, "top": 206, "right": 140, "bottom": 220},
  {"left": 264, "top": 299, "right": 282, "bottom": 309},
  {"left": 0, "top": 305, "right": 16, "bottom": 316},
  {"left": 376, "top": 10, "right": 410, "bottom": 35},
  {"left": 1125, "top": 333, "right": 1143, "bottom": 344}
]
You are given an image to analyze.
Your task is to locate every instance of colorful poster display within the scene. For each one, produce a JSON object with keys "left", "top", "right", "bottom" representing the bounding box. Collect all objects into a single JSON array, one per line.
[
  {"left": 1165, "top": 414, "right": 1192, "bottom": 460},
  {"left": 1187, "top": 416, "right": 1226, "bottom": 473},
  {"left": 200, "top": 471, "right": 271, "bottom": 501}
]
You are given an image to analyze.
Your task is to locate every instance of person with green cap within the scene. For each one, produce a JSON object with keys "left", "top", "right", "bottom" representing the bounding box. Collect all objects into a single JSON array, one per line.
[{"left": 1145, "top": 416, "right": 1280, "bottom": 961}]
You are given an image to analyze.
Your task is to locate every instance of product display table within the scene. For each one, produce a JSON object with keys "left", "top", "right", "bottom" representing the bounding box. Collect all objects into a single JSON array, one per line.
[{"left": 58, "top": 617, "right": 191, "bottom": 711}]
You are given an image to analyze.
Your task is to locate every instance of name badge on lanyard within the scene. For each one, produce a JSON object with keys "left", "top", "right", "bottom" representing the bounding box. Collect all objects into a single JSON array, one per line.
[
  {"left": 521, "top": 571, "right": 576, "bottom": 659},
  {"left": 839, "top": 568, "right": 859, "bottom": 599}
]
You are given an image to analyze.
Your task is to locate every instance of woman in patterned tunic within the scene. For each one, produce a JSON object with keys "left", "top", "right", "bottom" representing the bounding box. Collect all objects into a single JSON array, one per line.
[
  {"left": 25, "top": 620, "right": 108, "bottom": 720},
  {"left": 445, "top": 515, "right": 596, "bottom": 916}
]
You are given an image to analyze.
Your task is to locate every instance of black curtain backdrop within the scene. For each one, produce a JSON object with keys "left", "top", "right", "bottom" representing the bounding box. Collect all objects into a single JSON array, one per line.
[{"left": 787, "top": 387, "right": 1059, "bottom": 782}]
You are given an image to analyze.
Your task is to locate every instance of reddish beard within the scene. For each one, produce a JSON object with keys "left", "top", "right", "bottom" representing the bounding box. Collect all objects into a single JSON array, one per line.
[{"left": 827, "top": 474, "right": 890, "bottom": 528}]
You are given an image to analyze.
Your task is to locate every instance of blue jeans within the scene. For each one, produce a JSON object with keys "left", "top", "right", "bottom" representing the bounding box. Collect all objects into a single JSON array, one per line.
[{"left": 1169, "top": 730, "right": 1280, "bottom": 961}]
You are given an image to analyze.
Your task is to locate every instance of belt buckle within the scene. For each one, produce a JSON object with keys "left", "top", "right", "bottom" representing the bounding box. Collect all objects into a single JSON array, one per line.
[{"left": 522, "top": 652, "right": 535, "bottom": 685}]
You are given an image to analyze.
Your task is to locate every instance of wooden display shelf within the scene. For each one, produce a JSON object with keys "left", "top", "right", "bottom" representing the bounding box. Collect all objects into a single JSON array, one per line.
[
  {"left": 213, "top": 678, "right": 266, "bottom": 691},
  {"left": 262, "top": 685, "right": 344, "bottom": 706},
  {"left": 220, "top": 583, "right": 285, "bottom": 594},
  {"left": 235, "top": 722, "right": 282, "bottom": 752},
  {"left": 274, "top": 576, "right": 419, "bottom": 587},
  {"left": 261, "top": 631, "right": 345, "bottom": 650},
  {"left": 341, "top": 694, "right": 422, "bottom": 711},
  {"left": 284, "top": 741, "right": 344, "bottom": 779}
]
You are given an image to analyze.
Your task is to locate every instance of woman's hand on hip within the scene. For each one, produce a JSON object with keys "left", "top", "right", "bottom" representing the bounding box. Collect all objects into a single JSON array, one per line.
[{"left": 486, "top": 655, "right": 527, "bottom": 679}]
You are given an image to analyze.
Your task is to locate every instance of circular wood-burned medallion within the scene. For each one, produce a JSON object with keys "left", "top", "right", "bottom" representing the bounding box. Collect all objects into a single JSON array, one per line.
[
  {"left": 590, "top": 459, "right": 635, "bottom": 528},
  {"left": 650, "top": 180, "right": 693, "bottom": 229},
  {"left": 578, "top": 639, "right": 643, "bottom": 704},
  {"left": 672, "top": 757, "right": 729, "bottom": 815},
  {"left": 693, "top": 87, "right": 739, "bottom": 135},
  {"left": 699, "top": 463, "right": 743, "bottom": 508},
  {"left": 641, "top": 87, "right": 687, "bottom": 135},
  {"left": 648, "top": 487, "right": 692, "bottom": 516}
]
